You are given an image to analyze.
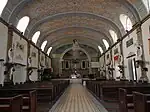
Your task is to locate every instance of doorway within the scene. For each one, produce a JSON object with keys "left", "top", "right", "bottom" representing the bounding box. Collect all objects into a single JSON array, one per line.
[{"left": 128, "top": 58, "right": 137, "bottom": 81}]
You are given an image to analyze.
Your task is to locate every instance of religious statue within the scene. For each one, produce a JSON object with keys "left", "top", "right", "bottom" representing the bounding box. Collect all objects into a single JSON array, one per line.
[
  {"left": 28, "top": 56, "right": 32, "bottom": 67},
  {"left": 8, "top": 48, "right": 14, "bottom": 63},
  {"left": 72, "top": 39, "right": 80, "bottom": 60},
  {"left": 136, "top": 44, "right": 142, "bottom": 60},
  {"left": 72, "top": 39, "right": 80, "bottom": 51}
]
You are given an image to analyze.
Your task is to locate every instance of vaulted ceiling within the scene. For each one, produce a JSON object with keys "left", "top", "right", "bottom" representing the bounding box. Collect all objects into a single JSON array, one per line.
[{"left": 1, "top": 0, "right": 148, "bottom": 55}]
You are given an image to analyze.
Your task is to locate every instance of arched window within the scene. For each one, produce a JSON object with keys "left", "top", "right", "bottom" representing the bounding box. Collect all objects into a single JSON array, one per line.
[
  {"left": 0, "top": 0, "right": 8, "bottom": 16},
  {"left": 17, "top": 16, "right": 30, "bottom": 34},
  {"left": 47, "top": 47, "right": 52, "bottom": 55},
  {"left": 142, "top": 0, "right": 150, "bottom": 12},
  {"left": 32, "top": 31, "right": 40, "bottom": 44},
  {"left": 41, "top": 41, "right": 47, "bottom": 51},
  {"left": 120, "top": 14, "right": 132, "bottom": 31},
  {"left": 103, "top": 39, "right": 109, "bottom": 50},
  {"left": 98, "top": 46, "right": 103, "bottom": 54},
  {"left": 109, "top": 30, "right": 118, "bottom": 43}
]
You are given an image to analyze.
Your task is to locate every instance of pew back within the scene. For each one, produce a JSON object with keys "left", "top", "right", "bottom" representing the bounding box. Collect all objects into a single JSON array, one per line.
[
  {"left": 0, "top": 89, "right": 37, "bottom": 112},
  {"left": 0, "top": 95, "right": 22, "bottom": 112},
  {"left": 133, "top": 92, "right": 150, "bottom": 112},
  {"left": 119, "top": 88, "right": 128, "bottom": 112}
]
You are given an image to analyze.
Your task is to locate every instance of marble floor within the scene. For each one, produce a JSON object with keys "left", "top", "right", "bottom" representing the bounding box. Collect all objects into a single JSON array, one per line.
[{"left": 49, "top": 79, "right": 108, "bottom": 112}]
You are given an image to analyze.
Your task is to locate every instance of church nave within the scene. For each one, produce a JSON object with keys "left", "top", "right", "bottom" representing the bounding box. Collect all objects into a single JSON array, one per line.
[{"left": 1, "top": 0, "right": 150, "bottom": 112}]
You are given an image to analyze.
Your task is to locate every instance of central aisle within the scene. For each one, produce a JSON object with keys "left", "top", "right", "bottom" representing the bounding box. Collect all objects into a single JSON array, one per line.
[{"left": 49, "top": 79, "right": 108, "bottom": 112}]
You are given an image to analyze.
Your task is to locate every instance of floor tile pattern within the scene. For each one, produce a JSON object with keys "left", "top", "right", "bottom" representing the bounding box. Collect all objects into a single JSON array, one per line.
[{"left": 49, "top": 81, "right": 107, "bottom": 112}]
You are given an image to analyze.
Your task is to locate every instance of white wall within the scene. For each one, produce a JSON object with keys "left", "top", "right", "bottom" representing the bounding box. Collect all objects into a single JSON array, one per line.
[
  {"left": 99, "top": 55, "right": 105, "bottom": 69},
  {"left": 99, "top": 55, "right": 105, "bottom": 76},
  {"left": 13, "top": 65, "right": 27, "bottom": 84},
  {"left": 105, "top": 50, "right": 111, "bottom": 65},
  {"left": 0, "top": 23, "right": 8, "bottom": 62},
  {"left": 0, "top": 23, "right": 8, "bottom": 85},
  {"left": 29, "top": 69, "right": 38, "bottom": 81},
  {"left": 0, "top": 61, "right": 5, "bottom": 85},
  {"left": 39, "top": 52, "right": 46, "bottom": 68},
  {"left": 45, "top": 56, "right": 49, "bottom": 68},
  {"left": 29, "top": 45, "right": 39, "bottom": 81},
  {"left": 12, "top": 32, "right": 28, "bottom": 84},
  {"left": 112, "top": 44, "right": 121, "bottom": 79},
  {"left": 91, "top": 62, "right": 100, "bottom": 68},
  {"left": 122, "top": 30, "right": 141, "bottom": 80},
  {"left": 105, "top": 50, "right": 112, "bottom": 79},
  {"left": 45, "top": 56, "right": 51, "bottom": 68},
  {"left": 48, "top": 57, "right": 52, "bottom": 68},
  {"left": 142, "top": 17, "right": 150, "bottom": 81},
  {"left": 30, "top": 45, "right": 38, "bottom": 68},
  {"left": 13, "top": 32, "right": 28, "bottom": 65}
]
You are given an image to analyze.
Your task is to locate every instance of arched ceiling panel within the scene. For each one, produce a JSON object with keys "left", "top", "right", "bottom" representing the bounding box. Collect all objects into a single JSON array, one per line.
[
  {"left": 45, "top": 35, "right": 104, "bottom": 50},
  {"left": 1, "top": 0, "right": 147, "bottom": 54},
  {"left": 27, "top": 12, "right": 122, "bottom": 39},
  {"left": 126, "top": 0, "right": 148, "bottom": 19},
  {"left": 53, "top": 43, "right": 98, "bottom": 57},
  {"left": 5, "top": 0, "right": 142, "bottom": 36},
  {"left": 37, "top": 26, "right": 113, "bottom": 46},
  {"left": 45, "top": 37, "right": 104, "bottom": 54},
  {"left": 5, "top": 0, "right": 146, "bottom": 23},
  {"left": 37, "top": 27, "right": 111, "bottom": 50}
]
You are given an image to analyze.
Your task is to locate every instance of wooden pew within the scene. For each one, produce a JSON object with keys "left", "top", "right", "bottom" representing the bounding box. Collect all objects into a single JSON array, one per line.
[
  {"left": 133, "top": 92, "right": 150, "bottom": 112},
  {"left": 22, "top": 90, "right": 37, "bottom": 112},
  {"left": 119, "top": 88, "right": 150, "bottom": 112},
  {"left": 0, "top": 95, "right": 22, "bottom": 112},
  {"left": 86, "top": 80, "right": 150, "bottom": 101},
  {"left": 1, "top": 80, "right": 69, "bottom": 103},
  {"left": 119, "top": 88, "right": 134, "bottom": 112},
  {"left": 51, "top": 80, "right": 69, "bottom": 101},
  {"left": 0, "top": 80, "right": 69, "bottom": 107},
  {"left": 30, "top": 81, "right": 54, "bottom": 102},
  {"left": 5, "top": 81, "right": 54, "bottom": 102},
  {"left": 35, "top": 80, "right": 69, "bottom": 102},
  {"left": 36, "top": 88, "right": 53, "bottom": 102},
  {"left": 98, "top": 81, "right": 133, "bottom": 101},
  {"left": 0, "top": 89, "right": 37, "bottom": 112}
]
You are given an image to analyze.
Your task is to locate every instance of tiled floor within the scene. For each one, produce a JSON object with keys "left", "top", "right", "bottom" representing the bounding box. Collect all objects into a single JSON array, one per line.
[{"left": 49, "top": 79, "right": 108, "bottom": 112}]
